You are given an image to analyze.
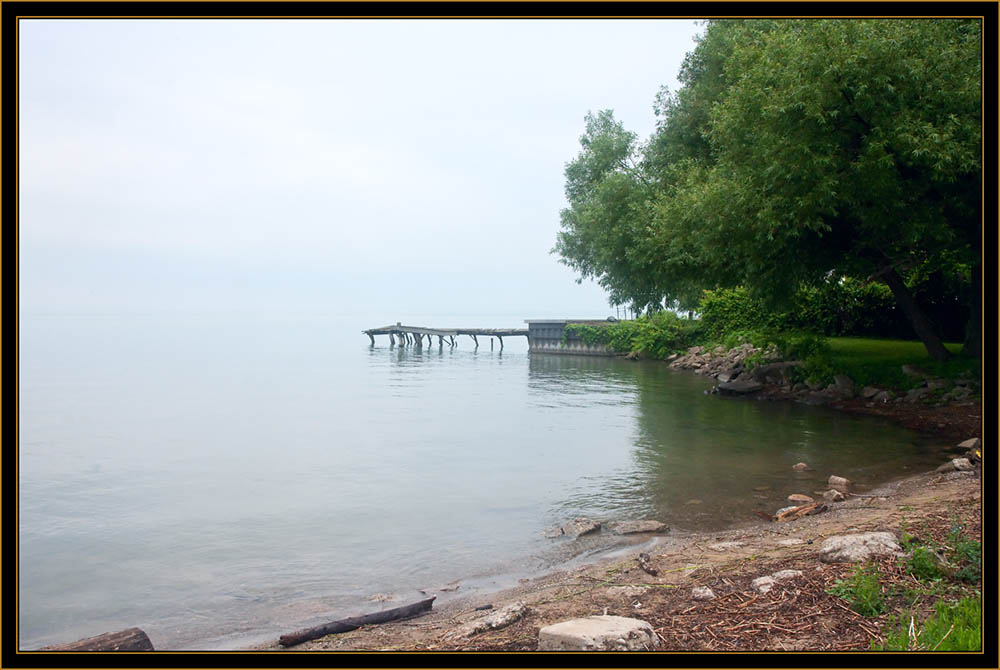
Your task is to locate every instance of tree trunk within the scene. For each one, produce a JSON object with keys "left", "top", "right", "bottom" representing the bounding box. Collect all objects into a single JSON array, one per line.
[
  {"left": 882, "top": 267, "right": 951, "bottom": 362},
  {"left": 962, "top": 262, "right": 981, "bottom": 357}
]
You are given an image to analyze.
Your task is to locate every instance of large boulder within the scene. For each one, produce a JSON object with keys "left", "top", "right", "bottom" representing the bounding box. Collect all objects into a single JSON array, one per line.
[
  {"left": 538, "top": 615, "right": 656, "bottom": 651},
  {"left": 819, "top": 532, "right": 901, "bottom": 563}
]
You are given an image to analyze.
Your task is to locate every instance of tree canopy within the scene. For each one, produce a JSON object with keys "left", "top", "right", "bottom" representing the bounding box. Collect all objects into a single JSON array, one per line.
[{"left": 554, "top": 19, "right": 982, "bottom": 360}]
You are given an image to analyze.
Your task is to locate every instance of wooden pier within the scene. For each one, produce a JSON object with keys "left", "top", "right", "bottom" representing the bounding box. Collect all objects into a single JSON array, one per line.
[{"left": 363, "top": 322, "right": 528, "bottom": 350}]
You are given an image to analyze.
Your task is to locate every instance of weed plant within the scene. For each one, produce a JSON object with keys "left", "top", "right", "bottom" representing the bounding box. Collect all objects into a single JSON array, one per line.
[{"left": 827, "top": 564, "right": 887, "bottom": 617}]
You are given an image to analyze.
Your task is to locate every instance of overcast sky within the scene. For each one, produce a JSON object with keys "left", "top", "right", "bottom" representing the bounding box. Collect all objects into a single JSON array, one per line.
[{"left": 19, "top": 19, "right": 704, "bottom": 317}]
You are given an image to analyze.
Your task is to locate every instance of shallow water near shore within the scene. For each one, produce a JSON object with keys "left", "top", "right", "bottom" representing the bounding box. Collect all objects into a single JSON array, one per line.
[{"left": 18, "top": 311, "right": 952, "bottom": 650}]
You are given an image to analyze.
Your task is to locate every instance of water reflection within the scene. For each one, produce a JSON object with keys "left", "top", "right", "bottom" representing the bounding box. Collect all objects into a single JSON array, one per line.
[{"left": 528, "top": 354, "right": 948, "bottom": 531}]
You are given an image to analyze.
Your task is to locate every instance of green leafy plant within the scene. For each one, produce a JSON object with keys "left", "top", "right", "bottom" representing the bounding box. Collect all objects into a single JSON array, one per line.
[
  {"left": 827, "top": 564, "right": 887, "bottom": 617},
  {"left": 946, "top": 523, "right": 981, "bottom": 583},
  {"left": 906, "top": 546, "right": 945, "bottom": 582},
  {"left": 875, "top": 596, "right": 981, "bottom": 651}
]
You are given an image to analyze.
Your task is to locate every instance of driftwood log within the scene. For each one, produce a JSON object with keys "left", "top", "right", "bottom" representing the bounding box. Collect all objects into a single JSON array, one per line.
[
  {"left": 278, "top": 596, "right": 436, "bottom": 647},
  {"left": 754, "top": 502, "right": 829, "bottom": 523},
  {"left": 41, "top": 627, "right": 154, "bottom": 651}
]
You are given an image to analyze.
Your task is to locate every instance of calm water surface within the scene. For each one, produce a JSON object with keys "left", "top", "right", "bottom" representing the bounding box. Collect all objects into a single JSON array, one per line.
[{"left": 18, "top": 312, "right": 950, "bottom": 649}]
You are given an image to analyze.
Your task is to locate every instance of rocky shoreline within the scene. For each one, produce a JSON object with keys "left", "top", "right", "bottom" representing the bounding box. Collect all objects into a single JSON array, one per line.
[
  {"left": 44, "top": 346, "right": 983, "bottom": 653},
  {"left": 241, "top": 357, "right": 982, "bottom": 653},
  {"left": 249, "top": 456, "right": 981, "bottom": 652},
  {"left": 665, "top": 343, "right": 982, "bottom": 441}
]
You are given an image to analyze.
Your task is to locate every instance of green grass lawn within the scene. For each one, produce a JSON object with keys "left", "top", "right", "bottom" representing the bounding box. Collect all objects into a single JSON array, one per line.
[{"left": 826, "top": 337, "right": 979, "bottom": 390}]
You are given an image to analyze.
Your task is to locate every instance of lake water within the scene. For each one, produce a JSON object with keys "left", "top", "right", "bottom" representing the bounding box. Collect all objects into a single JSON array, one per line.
[{"left": 17, "top": 312, "right": 950, "bottom": 650}]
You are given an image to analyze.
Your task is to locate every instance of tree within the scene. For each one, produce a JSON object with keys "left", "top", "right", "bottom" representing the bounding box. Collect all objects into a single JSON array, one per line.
[
  {"left": 557, "top": 19, "right": 982, "bottom": 360},
  {"left": 554, "top": 111, "right": 666, "bottom": 313},
  {"left": 697, "top": 19, "right": 981, "bottom": 361}
]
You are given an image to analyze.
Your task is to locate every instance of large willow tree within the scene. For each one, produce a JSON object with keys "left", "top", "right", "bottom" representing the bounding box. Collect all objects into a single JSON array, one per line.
[{"left": 555, "top": 19, "right": 982, "bottom": 359}]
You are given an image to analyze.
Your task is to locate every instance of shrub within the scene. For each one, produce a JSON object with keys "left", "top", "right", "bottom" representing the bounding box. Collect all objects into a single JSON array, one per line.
[
  {"left": 698, "top": 288, "right": 785, "bottom": 337},
  {"left": 564, "top": 312, "right": 702, "bottom": 358}
]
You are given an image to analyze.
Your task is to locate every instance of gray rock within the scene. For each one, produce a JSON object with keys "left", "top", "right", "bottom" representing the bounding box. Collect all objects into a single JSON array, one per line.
[
  {"left": 904, "top": 387, "right": 931, "bottom": 404},
  {"left": 819, "top": 532, "right": 901, "bottom": 563},
  {"left": 447, "top": 602, "right": 530, "bottom": 639},
  {"left": 752, "top": 569, "right": 802, "bottom": 593},
  {"left": 791, "top": 462, "right": 811, "bottom": 471},
  {"left": 609, "top": 520, "right": 669, "bottom": 535},
  {"left": 833, "top": 374, "right": 855, "bottom": 397},
  {"left": 787, "top": 493, "right": 815, "bottom": 503},
  {"left": 691, "top": 586, "right": 716, "bottom": 601},
  {"left": 544, "top": 518, "right": 601, "bottom": 539},
  {"left": 822, "top": 489, "right": 846, "bottom": 502},
  {"left": 716, "top": 379, "right": 763, "bottom": 395},
  {"left": 538, "top": 615, "right": 657, "bottom": 651},
  {"left": 872, "top": 390, "right": 894, "bottom": 404},
  {"left": 952, "top": 457, "right": 974, "bottom": 471},
  {"left": 792, "top": 382, "right": 809, "bottom": 393},
  {"left": 717, "top": 368, "right": 741, "bottom": 383},
  {"left": 828, "top": 475, "right": 852, "bottom": 491},
  {"left": 861, "top": 386, "right": 881, "bottom": 399},
  {"left": 934, "top": 458, "right": 974, "bottom": 473},
  {"left": 957, "top": 437, "right": 981, "bottom": 450}
]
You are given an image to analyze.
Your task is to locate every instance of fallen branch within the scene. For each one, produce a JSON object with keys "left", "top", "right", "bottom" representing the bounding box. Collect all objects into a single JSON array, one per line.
[{"left": 278, "top": 597, "right": 436, "bottom": 647}]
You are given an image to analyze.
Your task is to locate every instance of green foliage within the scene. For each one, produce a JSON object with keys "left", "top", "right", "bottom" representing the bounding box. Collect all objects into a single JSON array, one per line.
[
  {"left": 698, "top": 288, "right": 786, "bottom": 337},
  {"left": 875, "top": 596, "right": 982, "bottom": 651},
  {"left": 906, "top": 546, "right": 945, "bottom": 582},
  {"left": 563, "top": 323, "right": 611, "bottom": 346},
  {"left": 827, "top": 564, "right": 887, "bottom": 617},
  {"left": 899, "top": 523, "right": 981, "bottom": 585},
  {"left": 554, "top": 19, "right": 982, "bottom": 359},
  {"left": 564, "top": 313, "right": 702, "bottom": 358},
  {"left": 946, "top": 523, "right": 982, "bottom": 583}
]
